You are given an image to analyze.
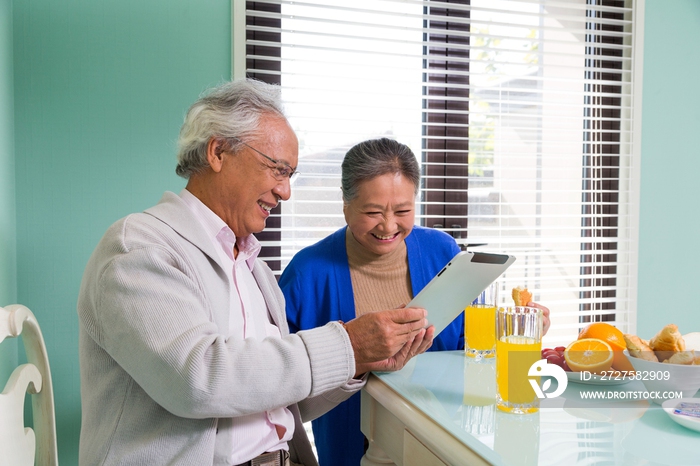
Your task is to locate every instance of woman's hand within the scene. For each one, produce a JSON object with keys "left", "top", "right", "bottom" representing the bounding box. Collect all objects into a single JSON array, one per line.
[{"left": 528, "top": 301, "right": 551, "bottom": 336}]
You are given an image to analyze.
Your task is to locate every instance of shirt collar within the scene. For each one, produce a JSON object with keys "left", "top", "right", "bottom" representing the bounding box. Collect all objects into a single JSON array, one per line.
[{"left": 179, "top": 188, "right": 261, "bottom": 270}]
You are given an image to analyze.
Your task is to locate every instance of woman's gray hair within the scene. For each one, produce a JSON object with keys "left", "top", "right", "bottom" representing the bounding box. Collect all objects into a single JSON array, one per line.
[
  {"left": 341, "top": 138, "right": 421, "bottom": 203},
  {"left": 176, "top": 79, "right": 286, "bottom": 179}
]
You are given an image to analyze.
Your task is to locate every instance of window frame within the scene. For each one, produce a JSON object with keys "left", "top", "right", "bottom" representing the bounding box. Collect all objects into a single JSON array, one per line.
[{"left": 233, "top": 0, "right": 644, "bottom": 337}]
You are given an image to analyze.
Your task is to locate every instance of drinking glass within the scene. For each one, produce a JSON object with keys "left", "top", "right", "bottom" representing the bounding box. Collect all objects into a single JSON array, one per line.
[
  {"left": 461, "top": 356, "right": 496, "bottom": 434},
  {"left": 464, "top": 282, "right": 497, "bottom": 359},
  {"left": 495, "top": 306, "right": 543, "bottom": 414},
  {"left": 493, "top": 409, "right": 540, "bottom": 465}
]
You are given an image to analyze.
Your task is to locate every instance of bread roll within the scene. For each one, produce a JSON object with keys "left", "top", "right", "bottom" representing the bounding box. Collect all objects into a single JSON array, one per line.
[
  {"left": 623, "top": 334, "right": 658, "bottom": 362},
  {"left": 664, "top": 350, "right": 696, "bottom": 365},
  {"left": 512, "top": 286, "right": 532, "bottom": 306},
  {"left": 649, "top": 324, "right": 685, "bottom": 361}
]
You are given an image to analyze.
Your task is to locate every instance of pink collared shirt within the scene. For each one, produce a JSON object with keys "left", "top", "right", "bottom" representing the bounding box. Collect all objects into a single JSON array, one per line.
[{"left": 179, "top": 189, "right": 294, "bottom": 464}]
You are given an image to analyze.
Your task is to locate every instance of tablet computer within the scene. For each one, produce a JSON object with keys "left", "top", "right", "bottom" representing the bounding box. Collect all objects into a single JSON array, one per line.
[{"left": 406, "top": 251, "right": 516, "bottom": 336}]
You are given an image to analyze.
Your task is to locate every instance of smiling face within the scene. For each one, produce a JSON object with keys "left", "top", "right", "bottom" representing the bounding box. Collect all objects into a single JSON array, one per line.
[
  {"left": 187, "top": 113, "right": 298, "bottom": 239},
  {"left": 343, "top": 172, "right": 417, "bottom": 256}
]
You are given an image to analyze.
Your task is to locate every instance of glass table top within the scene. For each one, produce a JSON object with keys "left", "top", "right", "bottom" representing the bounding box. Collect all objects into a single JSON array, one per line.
[{"left": 373, "top": 351, "right": 700, "bottom": 466}]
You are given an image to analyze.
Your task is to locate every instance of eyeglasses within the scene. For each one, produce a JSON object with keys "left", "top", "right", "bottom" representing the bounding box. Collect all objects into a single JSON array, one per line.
[{"left": 231, "top": 136, "right": 299, "bottom": 185}]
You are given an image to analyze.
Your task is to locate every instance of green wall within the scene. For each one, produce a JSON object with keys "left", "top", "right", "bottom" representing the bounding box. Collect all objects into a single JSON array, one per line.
[
  {"left": 11, "top": 1, "right": 230, "bottom": 463},
  {"left": 637, "top": 0, "right": 700, "bottom": 338},
  {"left": 0, "top": 0, "right": 16, "bottom": 382},
  {"left": 2, "top": 0, "right": 699, "bottom": 463}
]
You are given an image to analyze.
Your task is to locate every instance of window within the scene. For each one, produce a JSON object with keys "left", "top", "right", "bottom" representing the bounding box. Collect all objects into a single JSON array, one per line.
[{"left": 236, "top": 0, "right": 640, "bottom": 345}]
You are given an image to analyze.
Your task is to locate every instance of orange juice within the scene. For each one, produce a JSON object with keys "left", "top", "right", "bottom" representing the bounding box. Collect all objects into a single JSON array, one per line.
[
  {"left": 496, "top": 335, "right": 541, "bottom": 413},
  {"left": 465, "top": 304, "right": 496, "bottom": 356}
]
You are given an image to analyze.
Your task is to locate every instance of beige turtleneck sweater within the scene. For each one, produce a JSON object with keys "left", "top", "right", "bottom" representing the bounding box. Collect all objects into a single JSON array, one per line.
[{"left": 345, "top": 228, "right": 413, "bottom": 317}]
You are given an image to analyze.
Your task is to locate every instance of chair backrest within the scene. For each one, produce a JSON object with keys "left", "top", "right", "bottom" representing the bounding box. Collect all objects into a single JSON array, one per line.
[{"left": 0, "top": 304, "right": 59, "bottom": 466}]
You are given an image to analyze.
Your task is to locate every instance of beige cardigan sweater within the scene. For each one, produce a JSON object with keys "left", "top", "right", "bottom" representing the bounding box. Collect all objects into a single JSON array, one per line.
[{"left": 78, "top": 192, "right": 361, "bottom": 465}]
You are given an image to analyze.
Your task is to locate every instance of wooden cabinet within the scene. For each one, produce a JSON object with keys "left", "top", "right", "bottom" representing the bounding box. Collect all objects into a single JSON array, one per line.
[{"left": 360, "top": 375, "right": 490, "bottom": 466}]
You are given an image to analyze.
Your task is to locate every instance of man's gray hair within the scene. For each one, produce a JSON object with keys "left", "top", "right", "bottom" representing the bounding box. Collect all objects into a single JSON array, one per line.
[
  {"left": 176, "top": 79, "right": 286, "bottom": 179},
  {"left": 341, "top": 138, "right": 421, "bottom": 203}
]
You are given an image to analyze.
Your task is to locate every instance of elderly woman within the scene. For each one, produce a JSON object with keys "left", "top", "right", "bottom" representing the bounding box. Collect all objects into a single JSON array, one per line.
[{"left": 279, "top": 138, "right": 549, "bottom": 466}]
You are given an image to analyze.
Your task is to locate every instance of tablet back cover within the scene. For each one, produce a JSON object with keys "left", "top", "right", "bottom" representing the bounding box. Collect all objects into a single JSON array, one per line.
[{"left": 407, "top": 251, "right": 516, "bottom": 336}]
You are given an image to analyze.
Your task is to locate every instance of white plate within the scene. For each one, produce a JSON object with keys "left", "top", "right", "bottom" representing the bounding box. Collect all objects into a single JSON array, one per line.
[
  {"left": 566, "top": 371, "right": 632, "bottom": 386},
  {"left": 662, "top": 397, "right": 700, "bottom": 433}
]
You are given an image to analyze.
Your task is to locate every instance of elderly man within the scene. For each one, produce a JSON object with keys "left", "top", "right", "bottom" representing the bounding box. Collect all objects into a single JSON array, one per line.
[{"left": 77, "top": 78, "right": 433, "bottom": 466}]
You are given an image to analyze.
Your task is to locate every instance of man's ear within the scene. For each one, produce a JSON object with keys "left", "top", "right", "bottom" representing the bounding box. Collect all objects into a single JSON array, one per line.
[{"left": 206, "top": 138, "right": 225, "bottom": 173}]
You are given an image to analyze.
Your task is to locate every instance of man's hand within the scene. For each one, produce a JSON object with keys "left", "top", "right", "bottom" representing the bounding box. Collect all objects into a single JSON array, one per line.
[
  {"left": 344, "top": 306, "right": 428, "bottom": 367},
  {"left": 354, "top": 325, "right": 435, "bottom": 376}
]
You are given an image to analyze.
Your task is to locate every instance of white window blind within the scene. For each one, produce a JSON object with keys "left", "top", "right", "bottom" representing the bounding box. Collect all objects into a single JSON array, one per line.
[{"left": 236, "top": 0, "right": 641, "bottom": 345}]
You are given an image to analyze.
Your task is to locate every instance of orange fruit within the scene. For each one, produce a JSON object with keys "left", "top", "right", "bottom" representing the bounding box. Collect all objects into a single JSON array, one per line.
[
  {"left": 578, "top": 322, "right": 626, "bottom": 351},
  {"left": 610, "top": 350, "right": 635, "bottom": 372},
  {"left": 577, "top": 322, "right": 634, "bottom": 372},
  {"left": 564, "top": 338, "right": 613, "bottom": 374}
]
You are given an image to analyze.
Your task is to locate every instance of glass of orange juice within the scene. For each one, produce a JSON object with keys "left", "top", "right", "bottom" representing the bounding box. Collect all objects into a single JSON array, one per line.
[
  {"left": 464, "top": 282, "right": 497, "bottom": 359},
  {"left": 493, "top": 409, "right": 540, "bottom": 465},
  {"left": 495, "top": 306, "right": 543, "bottom": 414},
  {"left": 461, "top": 356, "right": 496, "bottom": 434}
]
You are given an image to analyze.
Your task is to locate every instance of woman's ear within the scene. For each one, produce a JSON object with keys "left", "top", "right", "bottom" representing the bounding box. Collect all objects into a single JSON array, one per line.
[
  {"left": 206, "top": 138, "right": 225, "bottom": 173},
  {"left": 342, "top": 202, "right": 351, "bottom": 224}
]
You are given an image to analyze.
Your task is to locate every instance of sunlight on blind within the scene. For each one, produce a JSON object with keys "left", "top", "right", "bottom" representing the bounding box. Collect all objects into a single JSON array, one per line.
[{"left": 240, "top": 0, "right": 639, "bottom": 346}]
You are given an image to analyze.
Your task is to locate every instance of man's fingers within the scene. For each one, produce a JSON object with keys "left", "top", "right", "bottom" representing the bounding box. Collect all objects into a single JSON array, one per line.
[
  {"left": 392, "top": 308, "right": 429, "bottom": 337},
  {"left": 407, "top": 330, "right": 423, "bottom": 352},
  {"left": 424, "top": 324, "right": 435, "bottom": 339},
  {"left": 414, "top": 326, "right": 434, "bottom": 355},
  {"left": 390, "top": 306, "right": 427, "bottom": 324},
  {"left": 402, "top": 322, "right": 422, "bottom": 334},
  {"left": 347, "top": 306, "right": 432, "bottom": 365}
]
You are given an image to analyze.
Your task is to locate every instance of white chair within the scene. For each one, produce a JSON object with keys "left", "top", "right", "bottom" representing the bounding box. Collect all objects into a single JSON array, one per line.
[{"left": 0, "top": 304, "right": 59, "bottom": 465}]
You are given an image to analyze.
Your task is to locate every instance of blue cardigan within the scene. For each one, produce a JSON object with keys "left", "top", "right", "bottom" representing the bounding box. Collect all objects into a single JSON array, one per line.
[{"left": 279, "top": 226, "right": 464, "bottom": 466}]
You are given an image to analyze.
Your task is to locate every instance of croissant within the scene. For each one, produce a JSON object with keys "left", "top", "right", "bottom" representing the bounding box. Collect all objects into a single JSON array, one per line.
[
  {"left": 650, "top": 324, "right": 685, "bottom": 361},
  {"left": 624, "top": 334, "right": 658, "bottom": 362},
  {"left": 512, "top": 286, "right": 532, "bottom": 306},
  {"left": 664, "top": 350, "right": 696, "bottom": 365}
]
